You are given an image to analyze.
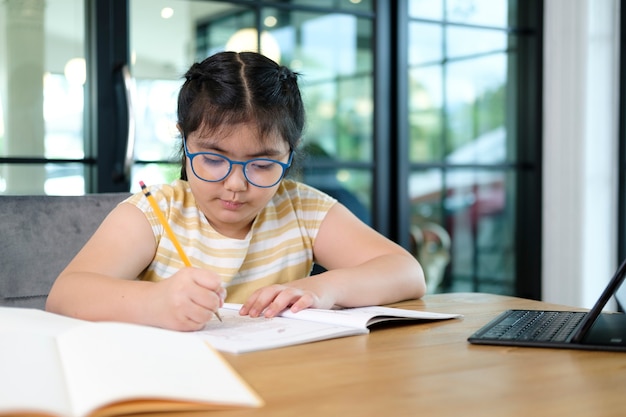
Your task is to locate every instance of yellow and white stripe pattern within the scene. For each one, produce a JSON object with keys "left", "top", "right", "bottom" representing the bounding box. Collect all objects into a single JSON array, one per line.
[{"left": 125, "top": 179, "right": 336, "bottom": 303}]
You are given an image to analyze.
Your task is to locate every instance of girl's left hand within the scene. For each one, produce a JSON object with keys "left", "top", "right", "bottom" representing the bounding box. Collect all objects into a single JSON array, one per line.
[{"left": 239, "top": 284, "right": 331, "bottom": 318}]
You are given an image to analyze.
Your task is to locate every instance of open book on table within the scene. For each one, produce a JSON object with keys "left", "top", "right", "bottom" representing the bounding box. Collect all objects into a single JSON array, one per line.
[
  {"left": 0, "top": 307, "right": 263, "bottom": 417},
  {"left": 196, "top": 303, "right": 462, "bottom": 354}
]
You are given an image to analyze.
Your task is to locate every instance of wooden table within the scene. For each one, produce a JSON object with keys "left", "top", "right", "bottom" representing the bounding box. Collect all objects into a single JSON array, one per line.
[{"left": 174, "top": 293, "right": 626, "bottom": 417}]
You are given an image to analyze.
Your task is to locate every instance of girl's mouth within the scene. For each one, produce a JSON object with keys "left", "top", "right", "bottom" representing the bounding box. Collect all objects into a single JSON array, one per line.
[{"left": 221, "top": 199, "right": 243, "bottom": 210}]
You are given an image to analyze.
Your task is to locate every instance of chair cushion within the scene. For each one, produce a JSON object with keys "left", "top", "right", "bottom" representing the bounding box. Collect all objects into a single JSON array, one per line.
[{"left": 0, "top": 193, "right": 130, "bottom": 309}]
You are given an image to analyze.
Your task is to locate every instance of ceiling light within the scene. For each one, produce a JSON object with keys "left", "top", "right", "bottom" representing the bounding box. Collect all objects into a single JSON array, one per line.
[
  {"left": 64, "top": 57, "right": 86, "bottom": 86},
  {"left": 161, "top": 7, "right": 174, "bottom": 19},
  {"left": 226, "top": 28, "right": 281, "bottom": 63}
]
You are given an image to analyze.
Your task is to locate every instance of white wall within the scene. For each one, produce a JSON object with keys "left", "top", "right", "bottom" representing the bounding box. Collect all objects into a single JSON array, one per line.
[{"left": 542, "top": 0, "right": 620, "bottom": 308}]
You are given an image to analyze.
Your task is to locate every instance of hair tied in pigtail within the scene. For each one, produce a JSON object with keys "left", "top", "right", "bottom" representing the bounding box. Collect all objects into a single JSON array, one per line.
[
  {"left": 184, "top": 62, "right": 203, "bottom": 81},
  {"left": 278, "top": 66, "right": 294, "bottom": 82}
]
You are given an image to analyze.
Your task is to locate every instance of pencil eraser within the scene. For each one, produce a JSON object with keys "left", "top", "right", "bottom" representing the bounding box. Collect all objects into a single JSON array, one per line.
[{"left": 139, "top": 180, "right": 146, "bottom": 188}]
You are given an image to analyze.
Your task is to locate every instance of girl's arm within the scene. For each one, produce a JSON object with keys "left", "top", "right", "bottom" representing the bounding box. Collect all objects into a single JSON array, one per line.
[
  {"left": 310, "top": 202, "right": 426, "bottom": 306},
  {"left": 240, "top": 203, "right": 426, "bottom": 317},
  {"left": 46, "top": 203, "right": 224, "bottom": 331}
]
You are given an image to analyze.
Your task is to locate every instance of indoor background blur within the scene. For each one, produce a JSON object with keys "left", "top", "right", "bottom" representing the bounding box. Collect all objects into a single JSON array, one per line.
[{"left": 0, "top": 0, "right": 623, "bottom": 310}]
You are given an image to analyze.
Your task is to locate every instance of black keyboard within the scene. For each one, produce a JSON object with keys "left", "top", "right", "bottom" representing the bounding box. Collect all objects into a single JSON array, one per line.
[{"left": 481, "top": 310, "right": 587, "bottom": 342}]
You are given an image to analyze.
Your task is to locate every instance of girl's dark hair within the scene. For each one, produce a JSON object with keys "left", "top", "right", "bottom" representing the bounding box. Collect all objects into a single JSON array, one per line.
[{"left": 177, "top": 51, "right": 305, "bottom": 180}]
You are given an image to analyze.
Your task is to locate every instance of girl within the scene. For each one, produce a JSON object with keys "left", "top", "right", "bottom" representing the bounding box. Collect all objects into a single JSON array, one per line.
[{"left": 46, "top": 51, "right": 426, "bottom": 331}]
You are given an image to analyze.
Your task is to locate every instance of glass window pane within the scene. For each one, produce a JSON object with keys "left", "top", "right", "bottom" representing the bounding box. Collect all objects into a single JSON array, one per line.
[
  {"left": 265, "top": 0, "right": 372, "bottom": 12},
  {"left": 410, "top": 168, "right": 445, "bottom": 225},
  {"left": 44, "top": 74, "right": 85, "bottom": 160},
  {"left": 133, "top": 79, "right": 179, "bottom": 162},
  {"left": 44, "top": 163, "right": 86, "bottom": 195},
  {"left": 409, "top": 65, "right": 443, "bottom": 162},
  {"left": 445, "top": 54, "right": 509, "bottom": 163},
  {"left": 445, "top": 0, "right": 509, "bottom": 27},
  {"left": 304, "top": 74, "right": 373, "bottom": 163},
  {"left": 408, "top": 1, "right": 528, "bottom": 297},
  {"left": 0, "top": 0, "right": 85, "bottom": 194},
  {"left": 130, "top": 0, "right": 249, "bottom": 192},
  {"left": 299, "top": 163, "right": 372, "bottom": 226},
  {"left": 446, "top": 26, "right": 508, "bottom": 59},
  {"left": 409, "top": 22, "right": 443, "bottom": 66},
  {"left": 0, "top": 163, "right": 86, "bottom": 196},
  {"left": 131, "top": 162, "right": 180, "bottom": 192},
  {"left": 268, "top": 12, "right": 373, "bottom": 163},
  {"left": 444, "top": 169, "right": 515, "bottom": 294},
  {"left": 409, "top": 0, "right": 443, "bottom": 20},
  {"left": 195, "top": 6, "right": 254, "bottom": 59},
  {"left": 259, "top": 8, "right": 374, "bottom": 216},
  {"left": 409, "top": 168, "right": 448, "bottom": 292}
]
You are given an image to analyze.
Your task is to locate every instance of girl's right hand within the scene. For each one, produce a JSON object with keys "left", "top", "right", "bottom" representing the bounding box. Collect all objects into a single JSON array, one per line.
[{"left": 146, "top": 267, "right": 225, "bottom": 331}]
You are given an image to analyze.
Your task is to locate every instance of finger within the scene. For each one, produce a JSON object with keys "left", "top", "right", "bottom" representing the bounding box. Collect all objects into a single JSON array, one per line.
[
  {"left": 218, "top": 287, "right": 227, "bottom": 305},
  {"left": 239, "top": 293, "right": 259, "bottom": 316},
  {"left": 240, "top": 286, "right": 283, "bottom": 317},
  {"left": 263, "top": 289, "right": 308, "bottom": 318},
  {"left": 288, "top": 293, "right": 316, "bottom": 313},
  {"left": 188, "top": 268, "right": 225, "bottom": 292},
  {"left": 189, "top": 286, "right": 223, "bottom": 315},
  {"left": 182, "top": 301, "right": 217, "bottom": 329},
  {"left": 166, "top": 307, "right": 210, "bottom": 331}
]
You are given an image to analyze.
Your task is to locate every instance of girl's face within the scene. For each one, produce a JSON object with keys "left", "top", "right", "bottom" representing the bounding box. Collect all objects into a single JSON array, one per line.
[{"left": 184, "top": 124, "right": 291, "bottom": 239}]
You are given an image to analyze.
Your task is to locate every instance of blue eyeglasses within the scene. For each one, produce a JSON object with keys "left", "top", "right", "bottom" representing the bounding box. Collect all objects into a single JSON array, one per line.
[{"left": 184, "top": 138, "right": 293, "bottom": 188}]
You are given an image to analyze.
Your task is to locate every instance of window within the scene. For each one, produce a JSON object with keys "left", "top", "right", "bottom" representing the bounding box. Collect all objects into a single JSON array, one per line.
[
  {"left": 405, "top": 0, "right": 542, "bottom": 295},
  {"left": 0, "top": 0, "right": 542, "bottom": 298},
  {"left": 0, "top": 0, "right": 87, "bottom": 195}
]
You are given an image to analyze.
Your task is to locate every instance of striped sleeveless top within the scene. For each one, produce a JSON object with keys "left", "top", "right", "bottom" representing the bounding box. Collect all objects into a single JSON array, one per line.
[{"left": 125, "top": 179, "right": 336, "bottom": 303}]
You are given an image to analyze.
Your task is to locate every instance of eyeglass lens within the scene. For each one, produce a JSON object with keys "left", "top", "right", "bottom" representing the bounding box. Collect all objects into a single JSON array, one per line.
[{"left": 191, "top": 153, "right": 285, "bottom": 187}]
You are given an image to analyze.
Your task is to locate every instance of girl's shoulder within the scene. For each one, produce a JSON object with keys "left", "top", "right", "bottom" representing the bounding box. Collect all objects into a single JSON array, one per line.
[
  {"left": 152, "top": 179, "right": 195, "bottom": 205},
  {"left": 276, "top": 180, "right": 337, "bottom": 207},
  {"left": 125, "top": 179, "right": 195, "bottom": 211}
]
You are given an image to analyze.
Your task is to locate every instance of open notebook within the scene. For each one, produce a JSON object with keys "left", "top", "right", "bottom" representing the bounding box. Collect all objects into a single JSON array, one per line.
[{"left": 468, "top": 258, "right": 626, "bottom": 352}]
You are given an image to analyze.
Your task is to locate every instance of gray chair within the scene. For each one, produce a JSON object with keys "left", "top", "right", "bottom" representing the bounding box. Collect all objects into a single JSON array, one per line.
[{"left": 0, "top": 193, "right": 131, "bottom": 309}]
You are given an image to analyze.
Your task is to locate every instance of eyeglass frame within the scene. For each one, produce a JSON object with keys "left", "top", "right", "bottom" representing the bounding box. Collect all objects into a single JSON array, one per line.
[{"left": 183, "top": 137, "right": 294, "bottom": 188}]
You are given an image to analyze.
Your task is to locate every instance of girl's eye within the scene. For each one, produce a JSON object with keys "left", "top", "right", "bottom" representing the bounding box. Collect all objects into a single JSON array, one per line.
[
  {"left": 201, "top": 154, "right": 227, "bottom": 166},
  {"left": 249, "top": 160, "right": 276, "bottom": 170}
]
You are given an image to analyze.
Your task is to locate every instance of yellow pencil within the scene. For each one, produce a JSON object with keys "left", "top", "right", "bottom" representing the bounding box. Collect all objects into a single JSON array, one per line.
[{"left": 139, "top": 181, "right": 222, "bottom": 322}]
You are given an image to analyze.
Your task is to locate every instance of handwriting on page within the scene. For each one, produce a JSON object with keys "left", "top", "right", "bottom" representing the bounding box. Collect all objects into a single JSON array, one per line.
[
  {"left": 201, "top": 314, "right": 290, "bottom": 339},
  {"left": 192, "top": 308, "right": 362, "bottom": 353}
]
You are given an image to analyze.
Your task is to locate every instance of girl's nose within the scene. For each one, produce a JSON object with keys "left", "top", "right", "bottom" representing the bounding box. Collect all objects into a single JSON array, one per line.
[{"left": 223, "top": 164, "right": 248, "bottom": 192}]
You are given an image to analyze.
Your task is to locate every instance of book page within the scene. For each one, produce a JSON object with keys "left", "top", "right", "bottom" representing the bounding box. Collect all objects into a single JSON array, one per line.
[
  {"left": 56, "top": 321, "right": 262, "bottom": 417},
  {"left": 277, "top": 305, "right": 462, "bottom": 328},
  {"left": 219, "top": 303, "right": 461, "bottom": 329},
  {"left": 196, "top": 307, "right": 367, "bottom": 353},
  {"left": 0, "top": 307, "right": 87, "bottom": 336},
  {"left": 0, "top": 332, "right": 72, "bottom": 417}
]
